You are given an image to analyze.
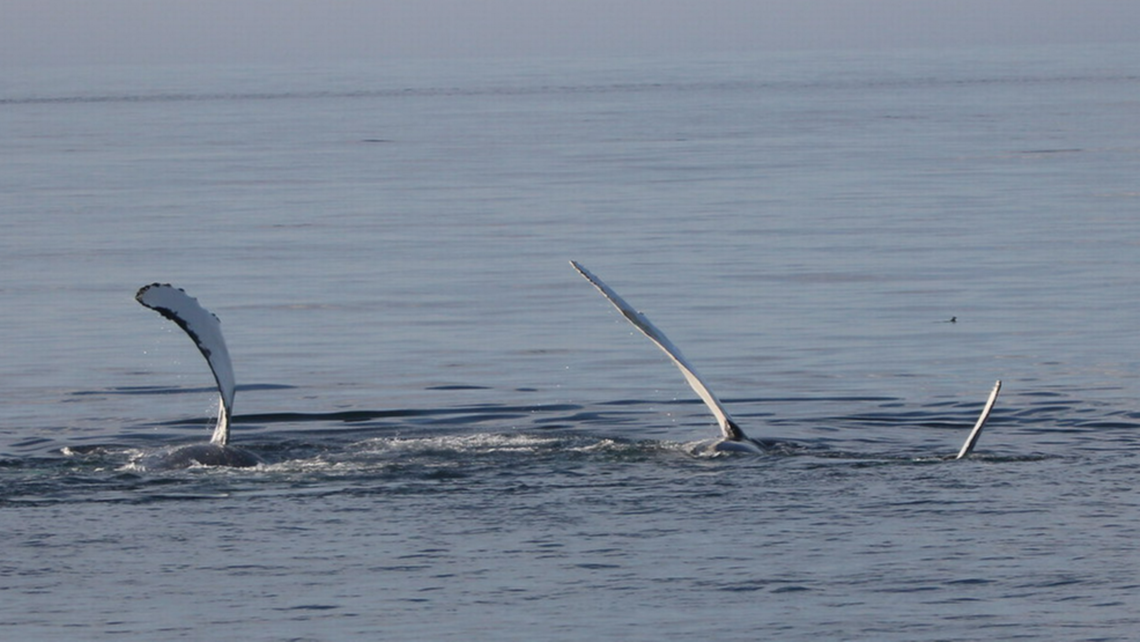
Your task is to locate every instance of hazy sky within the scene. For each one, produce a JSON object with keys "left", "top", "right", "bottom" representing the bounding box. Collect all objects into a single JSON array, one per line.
[{"left": 3, "top": 0, "right": 1138, "bottom": 67}]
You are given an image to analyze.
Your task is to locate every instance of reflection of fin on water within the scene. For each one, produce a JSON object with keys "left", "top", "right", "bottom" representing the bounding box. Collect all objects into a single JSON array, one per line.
[
  {"left": 955, "top": 380, "right": 1001, "bottom": 459},
  {"left": 136, "top": 284, "right": 259, "bottom": 468},
  {"left": 572, "top": 261, "right": 1002, "bottom": 458},
  {"left": 571, "top": 261, "right": 766, "bottom": 453}
]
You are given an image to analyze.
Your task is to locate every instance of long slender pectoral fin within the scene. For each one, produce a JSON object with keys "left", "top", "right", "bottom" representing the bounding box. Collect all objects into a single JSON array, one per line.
[
  {"left": 570, "top": 261, "right": 748, "bottom": 442},
  {"left": 955, "top": 380, "right": 1001, "bottom": 459},
  {"left": 135, "top": 283, "right": 235, "bottom": 446}
]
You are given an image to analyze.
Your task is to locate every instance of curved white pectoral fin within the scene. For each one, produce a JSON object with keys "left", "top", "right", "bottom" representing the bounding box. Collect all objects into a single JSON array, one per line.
[
  {"left": 955, "top": 380, "right": 1001, "bottom": 459},
  {"left": 570, "top": 261, "right": 744, "bottom": 441},
  {"left": 136, "top": 283, "right": 235, "bottom": 445}
]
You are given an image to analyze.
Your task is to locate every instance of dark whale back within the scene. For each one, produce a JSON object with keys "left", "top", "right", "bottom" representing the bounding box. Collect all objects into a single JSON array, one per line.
[{"left": 150, "top": 443, "right": 261, "bottom": 469}]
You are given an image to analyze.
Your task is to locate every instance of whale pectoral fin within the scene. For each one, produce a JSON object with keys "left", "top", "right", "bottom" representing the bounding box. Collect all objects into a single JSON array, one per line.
[
  {"left": 955, "top": 380, "right": 1001, "bottom": 459},
  {"left": 571, "top": 261, "right": 755, "bottom": 445},
  {"left": 136, "top": 283, "right": 236, "bottom": 446},
  {"left": 209, "top": 397, "right": 229, "bottom": 446}
]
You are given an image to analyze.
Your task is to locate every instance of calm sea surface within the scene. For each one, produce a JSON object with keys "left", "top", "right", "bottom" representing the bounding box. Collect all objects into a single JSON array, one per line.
[{"left": 2, "top": 44, "right": 1139, "bottom": 640}]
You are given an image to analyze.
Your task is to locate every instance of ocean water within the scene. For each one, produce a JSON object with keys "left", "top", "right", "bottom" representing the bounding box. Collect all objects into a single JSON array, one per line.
[{"left": 2, "top": 44, "right": 1139, "bottom": 640}]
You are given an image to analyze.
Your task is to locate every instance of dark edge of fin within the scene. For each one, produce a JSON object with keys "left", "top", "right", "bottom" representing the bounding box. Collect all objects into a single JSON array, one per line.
[
  {"left": 570, "top": 260, "right": 757, "bottom": 445},
  {"left": 955, "top": 380, "right": 1001, "bottom": 459},
  {"left": 723, "top": 417, "right": 748, "bottom": 443}
]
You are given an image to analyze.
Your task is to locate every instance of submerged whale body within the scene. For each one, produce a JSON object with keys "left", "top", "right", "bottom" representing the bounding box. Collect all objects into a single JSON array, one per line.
[
  {"left": 570, "top": 261, "right": 1001, "bottom": 458},
  {"left": 136, "top": 283, "right": 260, "bottom": 468},
  {"left": 139, "top": 443, "right": 261, "bottom": 469}
]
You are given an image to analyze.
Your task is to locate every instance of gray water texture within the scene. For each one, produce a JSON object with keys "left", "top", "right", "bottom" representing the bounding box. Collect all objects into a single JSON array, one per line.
[{"left": 2, "top": 44, "right": 1139, "bottom": 640}]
